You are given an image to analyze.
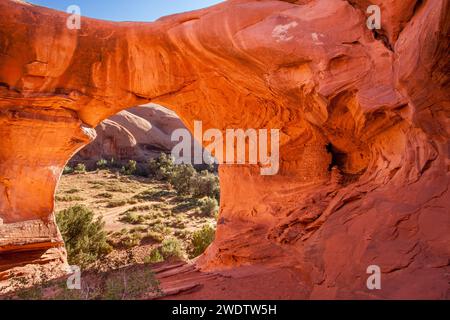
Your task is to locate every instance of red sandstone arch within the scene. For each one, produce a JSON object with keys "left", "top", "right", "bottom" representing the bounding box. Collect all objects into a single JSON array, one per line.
[{"left": 0, "top": 0, "right": 448, "bottom": 298}]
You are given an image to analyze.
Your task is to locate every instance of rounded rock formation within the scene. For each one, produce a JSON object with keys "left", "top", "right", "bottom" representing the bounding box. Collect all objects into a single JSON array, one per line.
[{"left": 75, "top": 104, "right": 184, "bottom": 162}]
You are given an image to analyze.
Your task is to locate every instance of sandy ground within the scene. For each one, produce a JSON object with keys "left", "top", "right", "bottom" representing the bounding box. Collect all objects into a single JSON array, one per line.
[
  {"left": 55, "top": 170, "right": 216, "bottom": 234},
  {"left": 55, "top": 170, "right": 217, "bottom": 264}
]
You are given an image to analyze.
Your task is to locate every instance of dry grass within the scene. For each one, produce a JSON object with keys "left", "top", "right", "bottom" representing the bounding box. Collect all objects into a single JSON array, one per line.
[{"left": 55, "top": 170, "right": 217, "bottom": 266}]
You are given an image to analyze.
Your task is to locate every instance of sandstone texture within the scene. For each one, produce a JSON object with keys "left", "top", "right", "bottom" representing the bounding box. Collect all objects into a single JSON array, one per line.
[
  {"left": 74, "top": 104, "right": 188, "bottom": 163},
  {"left": 0, "top": 0, "right": 448, "bottom": 299}
]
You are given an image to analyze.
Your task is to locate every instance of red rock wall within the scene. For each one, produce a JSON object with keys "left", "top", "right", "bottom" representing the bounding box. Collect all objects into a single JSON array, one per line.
[{"left": 0, "top": 0, "right": 448, "bottom": 298}]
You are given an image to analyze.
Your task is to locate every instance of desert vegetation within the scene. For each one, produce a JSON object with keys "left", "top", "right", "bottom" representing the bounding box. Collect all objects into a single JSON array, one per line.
[
  {"left": 56, "top": 154, "right": 219, "bottom": 272},
  {"left": 7, "top": 265, "right": 162, "bottom": 300},
  {"left": 3, "top": 154, "right": 219, "bottom": 299},
  {"left": 56, "top": 205, "right": 112, "bottom": 268}
]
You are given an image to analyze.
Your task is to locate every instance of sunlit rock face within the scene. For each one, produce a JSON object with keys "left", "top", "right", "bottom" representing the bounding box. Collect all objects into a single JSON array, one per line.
[
  {"left": 0, "top": 0, "right": 448, "bottom": 298},
  {"left": 73, "top": 104, "right": 200, "bottom": 164}
]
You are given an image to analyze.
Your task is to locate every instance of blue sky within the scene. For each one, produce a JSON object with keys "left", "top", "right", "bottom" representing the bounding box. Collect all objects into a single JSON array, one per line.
[{"left": 28, "top": 0, "right": 224, "bottom": 22}]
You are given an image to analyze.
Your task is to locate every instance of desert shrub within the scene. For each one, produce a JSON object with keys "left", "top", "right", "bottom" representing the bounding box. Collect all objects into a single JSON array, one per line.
[
  {"left": 134, "top": 162, "right": 150, "bottom": 177},
  {"left": 120, "top": 160, "right": 137, "bottom": 176},
  {"left": 174, "top": 229, "right": 190, "bottom": 239},
  {"left": 120, "top": 233, "right": 142, "bottom": 248},
  {"left": 8, "top": 277, "right": 44, "bottom": 300},
  {"left": 103, "top": 268, "right": 160, "bottom": 300},
  {"left": 128, "top": 205, "right": 151, "bottom": 212},
  {"left": 191, "top": 170, "right": 220, "bottom": 200},
  {"left": 150, "top": 222, "right": 171, "bottom": 236},
  {"left": 148, "top": 154, "right": 220, "bottom": 198},
  {"left": 144, "top": 249, "right": 164, "bottom": 264},
  {"left": 88, "top": 180, "right": 107, "bottom": 186},
  {"left": 144, "top": 238, "right": 183, "bottom": 263},
  {"left": 159, "top": 238, "right": 183, "bottom": 260},
  {"left": 96, "top": 159, "right": 108, "bottom": 169},
  {"left": 147, "top": 153, "right": 175, "bottom": 180},
  {"left": 133, "top": 189, "right": 174, "bottom": 202},
  {"left": 148, "top": 218, "right": 162, "bottom": 226},
  {"left": 56, "top": 205, "right": 112, "bottom": 268},
  {"left": 190, "top": 224, "right": 215, "bottom": 258},
  {"left": 106, "top": 200, "right": 128, "bottom": 208},
  {"left": 8, "top": 267, "right": 161, "bottom": 300},
  {"left": 172, "top": 197, "right": 200, "bottom": 213},
  {"left": 95, "top": 192, "right": 113, "bottom": 199},
  {"left": 170, "top": 164, "right": 196, "bottom": 195},
  {"left": 170, "top": 216, "right": 186, "bottom": 229},
  {"left": 143, "top": 231, "right": 164, "bottom": 243},
  {"left": 120, "top": 212, "right": 145, "bottom": 225},
  {"left": 74, "top": 163, "right": 86, "bottom": 173},
  {"left": 65, "top": 188, "right": 80, "bottom": 194},
  {"left": 63, "top": 166, "right": 74, "bottom": 175},
  {"left": 198, "top": 197, "right": 219, "bottom": 217},
  {"left": 130, "top": 226, "right": 147, "bottom": 233},
  {"left": 105, "top": 185, "right": 130, "bottom": 193},
  {"left": 55, "top": 195, "right": 85, "bottom": 202}
]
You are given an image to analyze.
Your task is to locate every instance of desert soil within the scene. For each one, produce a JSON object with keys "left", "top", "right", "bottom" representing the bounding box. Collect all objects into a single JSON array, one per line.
[{"left": 55, "top": 170, "right": 217, "bottom": 265}]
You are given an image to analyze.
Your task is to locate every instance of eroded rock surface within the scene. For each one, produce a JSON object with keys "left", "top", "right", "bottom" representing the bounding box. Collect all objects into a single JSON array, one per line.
[
  {"left": 0, "top": 0, "right": 448, "bottom": 298},
  {"left": 74, "top": 104, "right": 188, "bottom": 163}
]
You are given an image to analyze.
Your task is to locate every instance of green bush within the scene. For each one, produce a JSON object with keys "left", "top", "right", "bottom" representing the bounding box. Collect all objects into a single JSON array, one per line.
[
  {"left": 144, "top": 249, "right": 164, "bottom": 264},
  {"left": 144, "top": 231, "right": 164, "bottom": 243},
  {"left": 63, "top": 166, "right": 74, "bottom": 175},
  {"left": 56, "top": 205, "right": 112, "bottom": 268},
  {"left": 148, "top": 153, "right": 175, "bottom": 180},
  {"left": 106, "top": 200, "right": 128, "bottom": 208},
  {"left": 191, "top": 170, "right": 220, "bottom": 200},
  {"left": 120, "top": 233, "right": 142, "bottom": 248},
  {"left": 159, "top": 238, "right": 183, "bottom": 260},
  {"left": 148, "top": 154, "right": 220, "bottom": 199},
  {"left": 198, "top": 197, "right": 219, "bottom": 217},
  {"left": 74, "top": 163, "right": 86, "bottom": 173},
  {"left": 120, "top": 160, "right": 137, "bottom": 175},
  {"left": 170, "top": 164, "right": 196, "bottom": 195},
  {"left": 55, "top": 195, "right": 85, "bottom": 202},
  {"left": 96, "top": 159, "right": 108, "bottom": 169},
  {"left": 120, "top": 212, "right": 145, "bottom": 225},
  {"left": 150, "top": 222, "right": 170, "bottom": 236},
  {"left": 190, "top": 224, "right": 215, "bottom": 258}
]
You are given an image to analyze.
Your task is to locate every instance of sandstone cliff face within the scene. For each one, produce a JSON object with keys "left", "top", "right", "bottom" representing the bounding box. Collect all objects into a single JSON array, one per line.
[{"left": 0, "top": 0, "right": 448, "bottom": 298}]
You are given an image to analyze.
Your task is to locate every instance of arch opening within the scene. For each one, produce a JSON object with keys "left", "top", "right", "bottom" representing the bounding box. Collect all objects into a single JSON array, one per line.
[{"left": 52, "top": 104, "right": 220, "bottom": 288}]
